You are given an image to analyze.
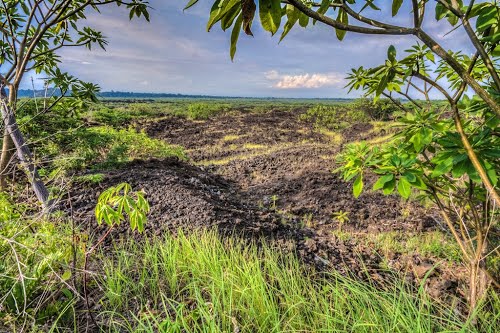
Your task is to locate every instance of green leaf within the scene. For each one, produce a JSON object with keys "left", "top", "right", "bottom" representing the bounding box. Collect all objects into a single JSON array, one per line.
[
  {"left": 62, "top": 270, "right": 72, "bottom": 281},
  {"left": 411, "top": 176, "right": 427, "bottom": 190},
  {"left": 476, "top": 6, "right": 497, "bottom": 31},
  {"left": 435, "top": 3, "right": 447, "bottom": 20},
  {"left": 376, "top": 75, "right": 388, "bottom": 96},
  {"left": 298, "top": 11, "right": 309, "bottom": 28},
  {"left": 259, "top": 0, "right": 282, "bottom": 35},
  {"left": 184, "top": 0, "right": 200, "bottom": 11},
  {"left": 392, "top": 0, "right": 403, "bottom": 17},
  {"left": 230, "top": 14, "right": 243, "bottom": 60},
  {"left": 353, "top": 174, "right": 363, "bottom": 198},
  {"left": 387, "top": 45, "right": 397, "bottom": 62},
  {"left": 409, "top": 132, "right": 422, "bottom": 152},
  {"left": 280, "top": 4, "right": 300, "bottom": 42},
  {"left": 221, "top": 3, "right": 241, "bottom": 30},
  {"left": 397, "top": 177, "right": 411, "bottom": 199},
  {"left": 431, "top": 158, "right": 453, "bottom": 178},
  {"left": 451, "top": 159, "right": 469, "bottom": 178},
  {"left": 335, "top": 9, "right": 348, "bottom": 41},
  {"left": 373, "top": 174, "right": 394, "bottom": 191},
  {"left": 402, "top": 171, "right": 416, "bottom": 183},
  {"left": 383, "top": 178, "right": 396, "bottom": 195}
]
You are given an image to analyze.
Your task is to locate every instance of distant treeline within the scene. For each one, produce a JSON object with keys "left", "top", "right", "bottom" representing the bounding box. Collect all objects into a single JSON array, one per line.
[{"left": 16, "top": 89, "right": 355, "bottom": 101}]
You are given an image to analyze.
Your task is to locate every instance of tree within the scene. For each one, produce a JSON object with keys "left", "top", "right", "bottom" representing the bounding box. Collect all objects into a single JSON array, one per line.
[
  {"left": 0, "top": 0, "right": 151, "bottom": 210},
  {"left": 188, "top": 0, "right": 499, "bottom": 310}
]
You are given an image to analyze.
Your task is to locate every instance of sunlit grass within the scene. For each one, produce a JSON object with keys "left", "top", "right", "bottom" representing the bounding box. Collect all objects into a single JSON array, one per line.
[{"left": 95, "top": 230, "right": 498, "bottom": 333}]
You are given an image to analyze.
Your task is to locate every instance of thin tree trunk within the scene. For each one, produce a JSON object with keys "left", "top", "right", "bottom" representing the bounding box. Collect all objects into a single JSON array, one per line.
[
  {"left": 469, "top": 232, "right": 490, "bottom": 311},
  {"left": 0, "top": 86, "right": 52, "bottom": 211},
  {"left": 0, "top": 129, "right": 14, "bottom": 189}
]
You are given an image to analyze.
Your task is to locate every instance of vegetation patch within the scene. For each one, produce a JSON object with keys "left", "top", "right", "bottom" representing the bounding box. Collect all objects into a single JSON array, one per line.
[
  {"left": 48, "top": 126, "right": 186, "bottom": 172},
  {"left": 299, "top": 104, "right": 370, "bottom": 131},
  {"left": 186, "top": 102, "right": 230, "bottom": 120},
  {"left": 96, "top": 230, "right": 496, "bottom": 333}
]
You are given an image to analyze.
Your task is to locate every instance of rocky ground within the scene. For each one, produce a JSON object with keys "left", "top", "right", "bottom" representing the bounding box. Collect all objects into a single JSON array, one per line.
[{"left": 68, "top": 108, "right": 466, "bottom": 302}]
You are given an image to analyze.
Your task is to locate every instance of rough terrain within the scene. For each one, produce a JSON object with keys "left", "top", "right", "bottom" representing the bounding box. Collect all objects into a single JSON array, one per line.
[{"left": 68, "top": 108, "right": 465, "bottom": 301}]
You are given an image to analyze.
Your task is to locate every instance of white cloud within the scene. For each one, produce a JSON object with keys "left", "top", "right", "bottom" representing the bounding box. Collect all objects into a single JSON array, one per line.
[{"left": 265, "top": 70, "right": 344, "bottom": 89}]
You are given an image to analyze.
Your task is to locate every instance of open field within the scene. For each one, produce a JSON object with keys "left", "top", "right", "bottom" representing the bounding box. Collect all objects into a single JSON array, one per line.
[{"left": 1, "top": 98, "right": 498, "bottom": 332}]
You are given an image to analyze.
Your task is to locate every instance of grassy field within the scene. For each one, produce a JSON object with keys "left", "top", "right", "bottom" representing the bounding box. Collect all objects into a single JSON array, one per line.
[{"left": 1, "top": 98, "right": 498, "bottom": 332}]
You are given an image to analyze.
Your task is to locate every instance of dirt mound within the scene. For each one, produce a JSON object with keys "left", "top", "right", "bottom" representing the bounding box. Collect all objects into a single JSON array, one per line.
[
  {"left": 68, "top": 157, "right": 462, "bottom": 301},
  {"left": 68, "top": 158, "right": 382, "bottom": 274}
]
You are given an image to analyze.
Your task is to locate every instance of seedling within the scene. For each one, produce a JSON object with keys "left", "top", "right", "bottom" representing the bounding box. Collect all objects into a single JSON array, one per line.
[
  {"left": 270, "top": 195, "right": 279, "bottom": 210},
  {"left": 333, "top": 210, "right": 350, "bottom": 231}
]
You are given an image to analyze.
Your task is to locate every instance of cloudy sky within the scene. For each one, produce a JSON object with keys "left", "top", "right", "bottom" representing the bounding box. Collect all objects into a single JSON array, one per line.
[{"left": 26, "top": 0, "right": 476, "bottom": 98}]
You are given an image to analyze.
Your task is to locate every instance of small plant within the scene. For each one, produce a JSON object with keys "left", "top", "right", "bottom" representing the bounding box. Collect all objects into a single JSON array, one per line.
[
  {"left": 95, "top": 183, "right": 150, "bottom": 234},
  {"left": 270, "top": 195, "right": 279, "bottom": 210},
  {"left": 333, "top": 210, "right": 350, "bottom": 231},
  {"left": 301, "top": 213, "right": 314, "bottom": 228}
]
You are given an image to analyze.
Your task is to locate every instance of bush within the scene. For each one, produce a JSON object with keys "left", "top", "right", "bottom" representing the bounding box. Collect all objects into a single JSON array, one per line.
[{"left": 299, "top": 104, "right": 370, "bottom": 130}]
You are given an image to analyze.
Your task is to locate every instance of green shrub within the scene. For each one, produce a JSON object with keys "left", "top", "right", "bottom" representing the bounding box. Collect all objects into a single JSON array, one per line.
[{"left": 300, "top": 104, "right": 370, "bottom": 130}]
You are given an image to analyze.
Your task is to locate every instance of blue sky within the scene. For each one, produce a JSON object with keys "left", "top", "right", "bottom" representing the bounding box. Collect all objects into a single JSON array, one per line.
[{"left": 37, "top": 0, "right": 476, "bottom": 98}]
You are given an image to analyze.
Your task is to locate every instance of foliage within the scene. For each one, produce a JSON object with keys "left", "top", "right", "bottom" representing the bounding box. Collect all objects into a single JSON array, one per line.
[
  {"left": 96, "top": 230, "right": 499, "bottom": 332},
  {"left": 74, "top": 173, "right": 105, "bottom": 184},
  {"left": 87, "top": 103, "right": 168, "bottom": 127},
  {"left": 299, "top": 103, "right": 369, "bottom": 130},
  {"left": 354, "top": 98, "right": 401, "bottom": 121},
  {"left": 188, "top": 0, "right": 500, "bottom": 308},
  {"left": 50, "top": 126, "right": 186, "bottom": 172},
  {"left": 186, "top": 102, "right": 230, "bottom": 120},
  {"left": 367, "top": 231, "right": 463, "bottom": 263},
  {"left": 0, "top": 198, "right": 76, "bottom": 330},
  {"left": 95, "top": 183, "right": 150, "bottom": 233}
]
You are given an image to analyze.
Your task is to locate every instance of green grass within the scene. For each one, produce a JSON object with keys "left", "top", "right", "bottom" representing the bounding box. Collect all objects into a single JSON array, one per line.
[
  {"left": 299, "top": 104, "right": 370, "bottom": 131},
  {"left": 95, "top": 230, "right": 498, "bottom": 333},
  {"left": 40, "top": 126, "right": 186, "bottom": 173},
  {"left": 0, "top": 196, "right": 77, "bottom": 330},
  {"left": 368, "top": 231, "right": 463, "bottom": 263},
  {"left": 186, "top": 102, "right": 230, "bottom": 120}
]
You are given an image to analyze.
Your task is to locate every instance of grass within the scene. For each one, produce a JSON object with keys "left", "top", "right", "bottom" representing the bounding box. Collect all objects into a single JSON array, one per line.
[
  {"left": 95, "top": 230, "right": 498, "bottom": 333},
  {"left": 367, "top": 231, "right": 463, "bottom": 263},
  {"left": 0, "top": 197, "right": 77, "bottom": 331},
  {"left": 48, "top": 126, "right": 186, "bottom": 172},
  {"left": 330, "top": 230, "right": 463, "bottom": 263},
  {"left": 222, "top": 134, "right": 240, "bottom": 142}
]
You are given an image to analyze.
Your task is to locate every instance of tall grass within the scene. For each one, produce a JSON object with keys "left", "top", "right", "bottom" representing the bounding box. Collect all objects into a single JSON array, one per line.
[{"left": 96, "top": 230, "right": 498, "bottom": 332}]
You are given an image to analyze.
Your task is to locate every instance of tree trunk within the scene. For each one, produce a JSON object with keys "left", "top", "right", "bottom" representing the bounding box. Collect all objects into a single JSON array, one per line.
[
  {"left": 0, "top": 86, "right": 52, "bottom": 211},
  {"left": 468, "top": 235, "right": 490, "bottom": 312},
  {"left": 0, "top": 129, "right": 14, "bottom": 189}
]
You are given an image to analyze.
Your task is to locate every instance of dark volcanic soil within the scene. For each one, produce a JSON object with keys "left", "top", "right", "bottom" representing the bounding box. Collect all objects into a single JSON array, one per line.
[{"left": 68, "top": 108, "right": 463, "bottom": 300}]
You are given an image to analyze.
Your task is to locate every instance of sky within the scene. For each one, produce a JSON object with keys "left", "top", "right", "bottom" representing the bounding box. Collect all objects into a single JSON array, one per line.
[{"left": 24, "top": 0, "right": 477, "bottom": 98}]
